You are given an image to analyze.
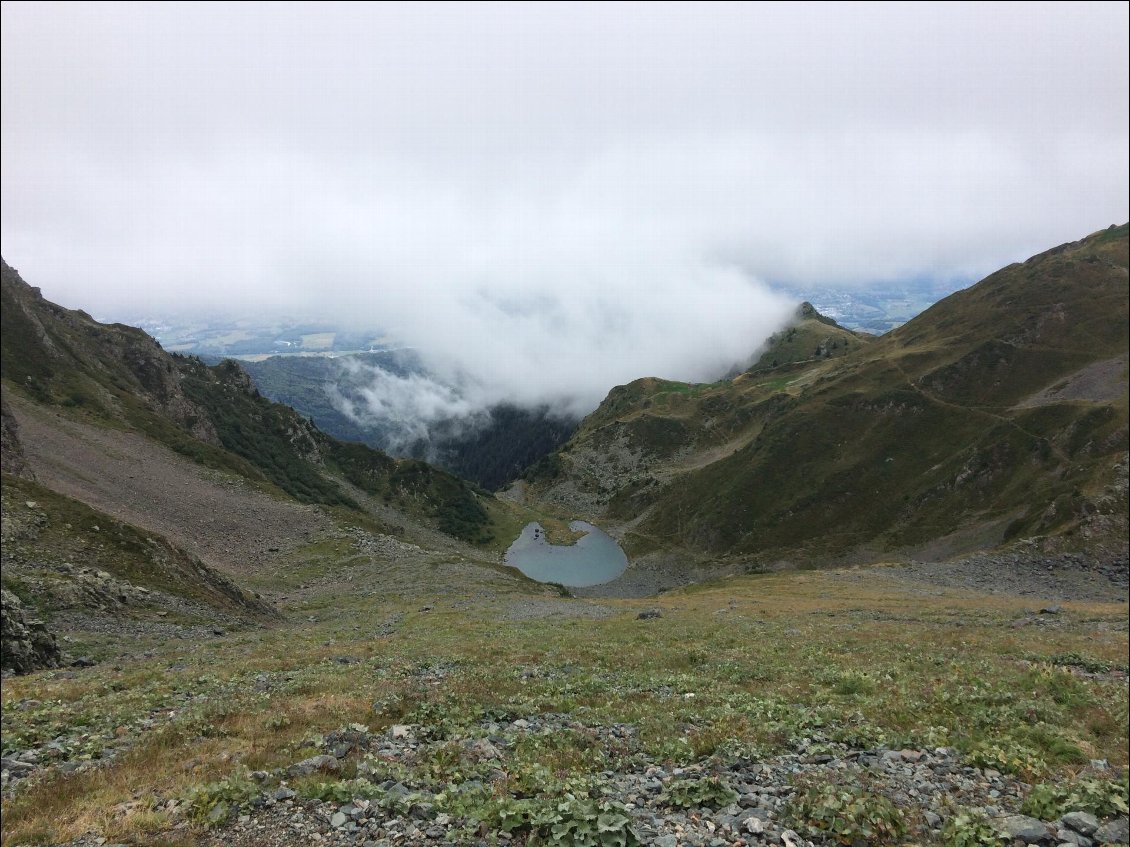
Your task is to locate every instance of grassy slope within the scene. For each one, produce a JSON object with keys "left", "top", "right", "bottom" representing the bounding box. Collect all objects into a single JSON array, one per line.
[
  {"left": 747, "top": 302, "right": 872, "bottom": 373},
  {"left": 1, "top": 560, "right": 1125, "bottom": 845},
  {"left": 530, "top": 225, "right": 1130, "bottom": 563}
]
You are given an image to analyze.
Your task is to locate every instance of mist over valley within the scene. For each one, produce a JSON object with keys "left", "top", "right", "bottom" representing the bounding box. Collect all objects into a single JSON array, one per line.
[{"left": 1, "top": 4, "right": 1127, "bottom": 846}]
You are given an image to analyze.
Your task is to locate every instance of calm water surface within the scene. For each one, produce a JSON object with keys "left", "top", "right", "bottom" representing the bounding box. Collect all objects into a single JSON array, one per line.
[{"left": 504, "top": 521, "right": 627, "bottom": 587}]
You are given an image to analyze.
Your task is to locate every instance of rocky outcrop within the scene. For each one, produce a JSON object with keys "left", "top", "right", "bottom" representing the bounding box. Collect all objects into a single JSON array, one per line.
[
  {"left": 0, "top": 395, "right": 33, "bottom": 478},
  {"left": 1, "top": 588, "right": 61, "bottom": 675}
]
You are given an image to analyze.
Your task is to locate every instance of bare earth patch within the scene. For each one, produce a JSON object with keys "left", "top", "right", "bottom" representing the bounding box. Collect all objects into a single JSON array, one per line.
[
  {"left": 1016, "top": 354, "right": 1129, "bottom": 408},
  {"left": 7, "top": 394, "right": 333, "bottom": 578}
]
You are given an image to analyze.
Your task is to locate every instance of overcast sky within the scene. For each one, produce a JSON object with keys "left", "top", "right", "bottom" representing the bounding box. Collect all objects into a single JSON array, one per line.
[{"left": 2, "top": 2, "right": 1127, "bottom": 413}]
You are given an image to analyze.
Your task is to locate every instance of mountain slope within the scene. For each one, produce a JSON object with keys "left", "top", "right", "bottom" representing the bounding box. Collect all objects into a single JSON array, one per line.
[
  {"left": 747, "top": 301, "right": 872, "bottom": 373},
  {"left": 527, "top": 224, "right": 1129, "bottom": 566},
  {"left": 0, "top": 259, "right": 494, "bottom": 544},
  {"left": 2, "top": 472, "right": 275, "bottom": 622}
]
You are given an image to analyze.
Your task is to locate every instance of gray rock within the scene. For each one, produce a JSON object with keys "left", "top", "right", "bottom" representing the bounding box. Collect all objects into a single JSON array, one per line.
[
  {"left": 924, "top": 811, "right": 943, "bottom": 828},
  {"left": 1000, "top": 815, "right": 1052, "bottom": 843},
  {"left": 0, "top": 757, "right": 36, "bottom": 776},
  {"left": 287, "top": 754, "right": 341, "bottom": 777},
  {"left": 331, "top": 811, "right": 348, "bottom": 828},
  {"left": 1094, "top": 817, "right": 1129, "bottom": 845},
  {"left": 1056, "top": 828, "right": 1093, "bottom": 846},
  {"left": 274, "top": 787, "right": 296, "bottom": 801},
  {"left": 1, "top": 589, "right": 62, "bottom": 674},
  {"left": 470, "top": 738, "right": 502, "bottom": 759},
  {"left": 1064, "top": 813, "right": 1101, "bottom": 836},
  {"left": 637, "top": 609, "right": 663, "bottom": 620},
  {"left": 654, "top": 836, "right": 678, "bottom": 847}
]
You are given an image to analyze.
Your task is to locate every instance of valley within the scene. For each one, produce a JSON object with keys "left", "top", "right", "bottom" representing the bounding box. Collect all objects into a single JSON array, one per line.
[{"left": 1, "top": 225, "right": 1128, "bottom": 847}]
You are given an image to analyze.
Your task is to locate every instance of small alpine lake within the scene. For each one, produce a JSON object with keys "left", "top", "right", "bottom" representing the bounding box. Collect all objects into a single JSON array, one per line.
[{"left": 504, "top": 521, "right": 628, "bottom": 587}]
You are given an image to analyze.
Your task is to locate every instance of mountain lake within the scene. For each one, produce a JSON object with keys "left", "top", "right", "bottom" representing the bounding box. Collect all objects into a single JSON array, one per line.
[{"left": 504, "top": 521, "right": 628, "bottom": 587}]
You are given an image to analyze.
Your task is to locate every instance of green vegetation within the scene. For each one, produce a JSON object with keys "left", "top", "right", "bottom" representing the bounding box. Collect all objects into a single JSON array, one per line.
[
  {"left": 659, "top": 776, "right": 737, "bottom": 809},
  {"left": 528, "top": 224, "right": 1129, "bottom": 563},
  {"left": 176, "top": 357, "right": 356, "bottom": 507},
  {"left": 2, "top": 564, "right": 1126, "bottom": 845},
  {"left": 166, "top": 357, "right": 496, "bottom": 543},
  {"left": 940, "top": 809, "right": 1007, "bottom": 846},
  {"left": 436, "top": 403, "right": 577, "bottom": 491},
  {"left": 181, "top": 770, "right": 260, "bottom": 826},
  {"left": 747, "top": 302, "right": 871, "bottom": 374},
  {"left": 1021, "top": 772, "right": 1129, "bottom": 819},
  {"left": 786, "top": 778, "right": 907, "bottom": 845}
]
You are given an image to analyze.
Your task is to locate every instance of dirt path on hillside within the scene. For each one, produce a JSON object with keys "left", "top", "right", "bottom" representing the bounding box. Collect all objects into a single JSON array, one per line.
[{"left": 6, "top": 393, "right": 334, "bottom": 578}]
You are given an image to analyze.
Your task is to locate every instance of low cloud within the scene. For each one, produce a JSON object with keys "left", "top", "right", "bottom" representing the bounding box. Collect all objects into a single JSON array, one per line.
[
  {"left": 327, "top": 358, "right": 484, "bottom": 453},
  {"left": 2, "top": 3, "right": 1126, "bottom": 418}
]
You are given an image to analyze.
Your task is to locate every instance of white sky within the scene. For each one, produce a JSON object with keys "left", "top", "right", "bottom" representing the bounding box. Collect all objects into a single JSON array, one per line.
[{"left": 2, "top": 2, "right": 1127, "bottom": 413}]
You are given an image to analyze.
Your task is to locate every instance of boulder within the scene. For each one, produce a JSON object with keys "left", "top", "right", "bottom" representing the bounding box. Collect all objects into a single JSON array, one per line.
[
  {"left": 999, "top": 814, "right": 1051, "bottom": 844},
  {"left": 1, "top": 588, "right": 61, "bottom": 674},
  {"left": 1094, "top": 817, "right": 1129, "bottom": 845},
  {"left": 1063, "top": 812, "right": 1101, "bottom": 836},
  {"left": 286, "top": 754, "right": 341, "bottom": 777}
]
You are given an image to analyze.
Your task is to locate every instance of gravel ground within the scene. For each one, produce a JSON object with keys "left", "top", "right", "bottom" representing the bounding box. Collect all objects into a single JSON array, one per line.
[
  {"left": 892, "top": 550, "right": 1129, "bottom": 604},
  {"left": 8, "top": 395, "right": 334, "bottom": 579},
  {"left": 38, "top": 714, "right": 1125, "bottom": 847}
]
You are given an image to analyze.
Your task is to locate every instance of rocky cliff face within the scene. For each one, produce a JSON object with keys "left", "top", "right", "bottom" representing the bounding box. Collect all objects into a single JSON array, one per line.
[
  {"left": 1, "top": 588, "right": 61, "bottom": 675},
  {"left": 0, "top": 395, "right": 32, "bottom": 478}
]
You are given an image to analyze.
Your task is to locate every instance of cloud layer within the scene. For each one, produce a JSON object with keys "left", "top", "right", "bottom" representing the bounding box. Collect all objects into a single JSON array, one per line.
[{"left": 2, "top": 3, "right": 1127, "bottom": 414}]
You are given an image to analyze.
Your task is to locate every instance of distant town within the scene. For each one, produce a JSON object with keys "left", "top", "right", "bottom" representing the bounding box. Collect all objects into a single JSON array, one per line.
[{"left": 124, "top": 278, "right": 968, "bottom": 360}]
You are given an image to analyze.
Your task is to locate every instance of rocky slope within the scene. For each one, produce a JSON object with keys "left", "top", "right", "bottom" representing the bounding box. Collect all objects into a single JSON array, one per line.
[
  {"left": 0, "top": 259, "right": 511, "bottom": 674},
  {"left": 1, "top": 259, "right": 494, "bottom": 544}
]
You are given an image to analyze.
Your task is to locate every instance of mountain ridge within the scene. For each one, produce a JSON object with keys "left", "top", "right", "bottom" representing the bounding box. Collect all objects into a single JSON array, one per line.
[
  {"left": 524, "top": 224, "right": 1129, "bottom": 572},
  {"left": 1, "top": 258, "right": 496, "bottom": 545}
]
